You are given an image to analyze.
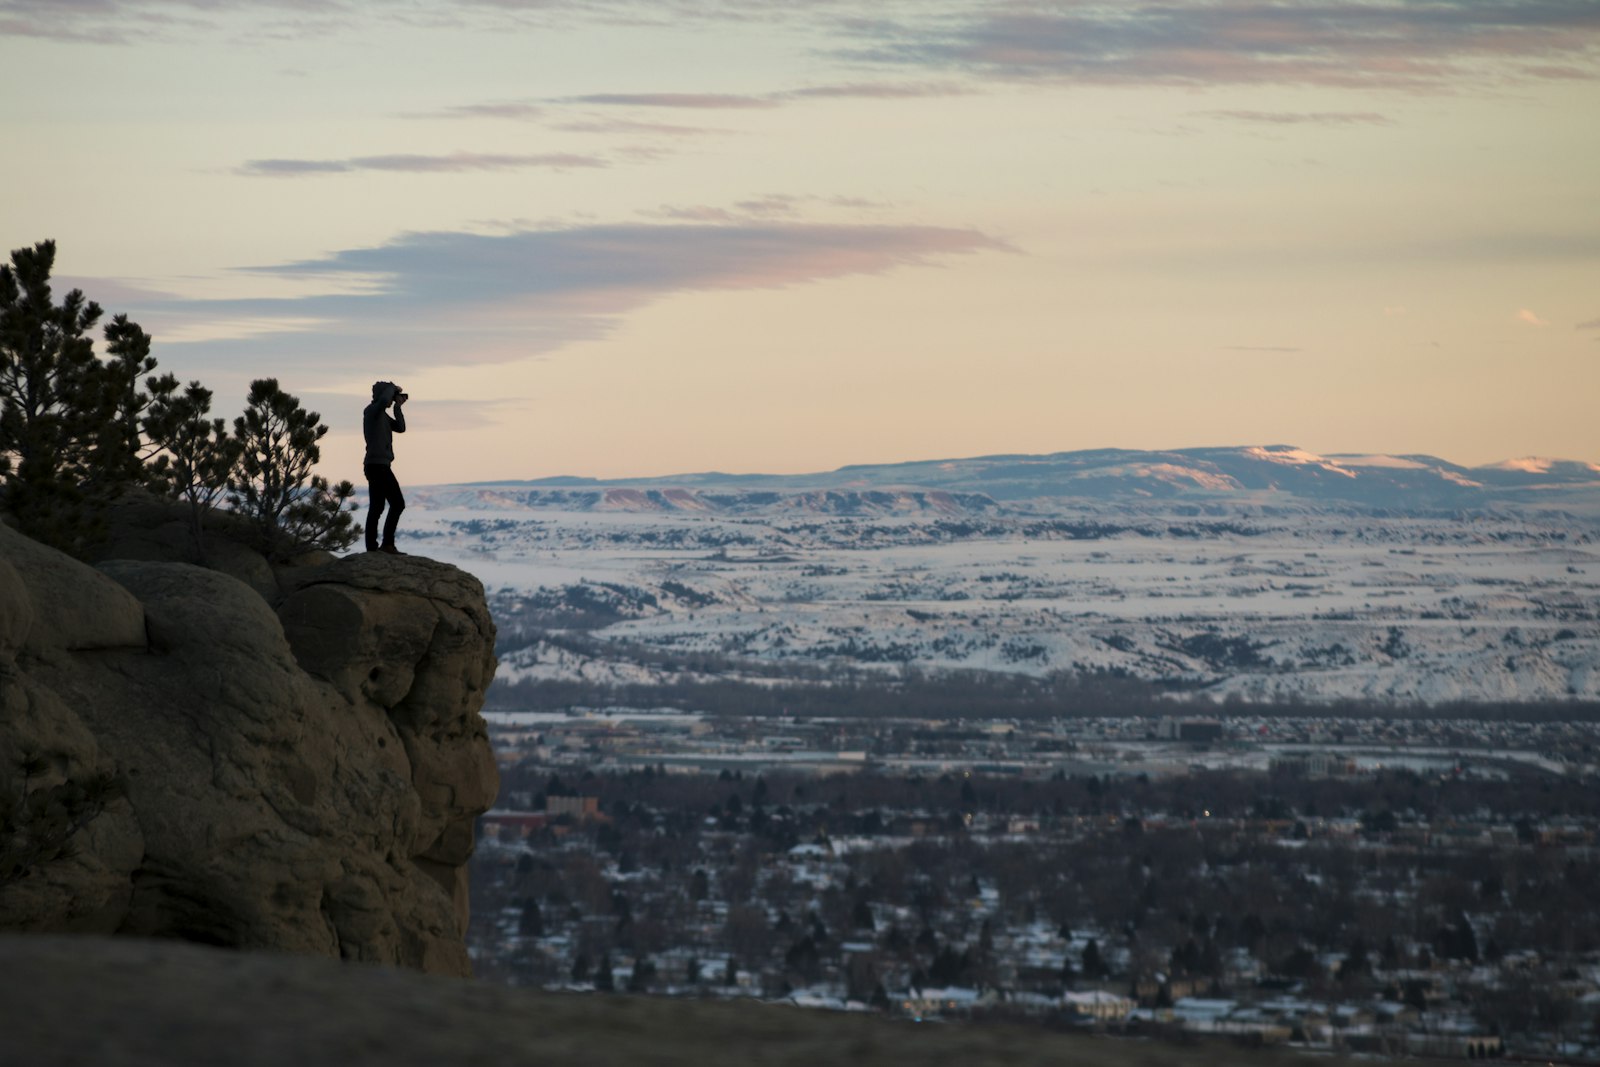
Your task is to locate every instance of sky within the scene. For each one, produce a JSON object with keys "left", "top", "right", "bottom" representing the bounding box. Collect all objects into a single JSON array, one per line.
[{"left": 2, "top": 0, "right": 1598, "bottom": 485}]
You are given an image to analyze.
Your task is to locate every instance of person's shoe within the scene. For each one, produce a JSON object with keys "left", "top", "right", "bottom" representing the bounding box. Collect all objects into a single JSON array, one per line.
[
  {"left": 379, "top": 544, "right": 403, "bottom": 555},
  {"left": 365, "top": 546, "right": 381, "bottom": 553}
]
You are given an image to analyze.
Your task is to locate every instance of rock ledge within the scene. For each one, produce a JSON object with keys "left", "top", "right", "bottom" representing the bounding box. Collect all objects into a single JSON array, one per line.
[{"left": 0, "top": 522, "right": 498, "bottom": 976}]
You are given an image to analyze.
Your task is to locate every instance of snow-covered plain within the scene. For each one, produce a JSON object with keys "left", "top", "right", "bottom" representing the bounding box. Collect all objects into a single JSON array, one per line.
[{"left": 403, "top": 496, "right": 1600, "bottom": 705}]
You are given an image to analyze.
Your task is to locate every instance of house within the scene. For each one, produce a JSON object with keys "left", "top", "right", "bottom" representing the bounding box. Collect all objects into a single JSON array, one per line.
[
  {"left": 1063, "top": 989, "right": 1134, "bottom": 1021},
  {"left": 1156, "top": 718, "right": 1224, "bottom": 743},
  {"left": 480, "top": 810, "right": 548, "bottom": 840},
  {"left": 546, "top": 794, "right": 601, "bottom": 820},
  {"left": 895, "top": 986, "right": 999, "bottom": 1019}
]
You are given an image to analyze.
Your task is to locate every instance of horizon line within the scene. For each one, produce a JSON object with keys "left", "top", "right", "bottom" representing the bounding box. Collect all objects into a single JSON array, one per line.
[{"left": 412, "top": 443, "right": 1596, "bottom": 489}]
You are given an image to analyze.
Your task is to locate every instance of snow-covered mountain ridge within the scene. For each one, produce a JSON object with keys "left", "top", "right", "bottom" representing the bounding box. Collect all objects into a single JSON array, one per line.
[
  {"left": 388, "top": 445, "right": 1600, "bottom": 707},
  {"left": 417, "top": 445, "right": 1600, "bottom": 515}
]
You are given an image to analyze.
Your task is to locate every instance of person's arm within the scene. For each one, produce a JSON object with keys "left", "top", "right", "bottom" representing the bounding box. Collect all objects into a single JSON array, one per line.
[{"left": 390, "top": 398, "right": 406, "bottom": 434}]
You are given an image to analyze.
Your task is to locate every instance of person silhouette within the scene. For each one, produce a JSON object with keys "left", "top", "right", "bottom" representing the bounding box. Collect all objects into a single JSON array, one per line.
[{"left": 363, "top": 381, "right": 407, "bottom": 554}]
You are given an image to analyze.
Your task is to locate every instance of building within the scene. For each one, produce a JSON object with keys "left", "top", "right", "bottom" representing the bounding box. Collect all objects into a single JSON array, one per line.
[
  {"left": 480, "top": 810, "right": 548, "bottom": 840},
  {"left": 1156, "top": 718, "right": 1224, "bottom": 744},
  {"left": 1063, "top": 989, "right": 1134, "bottom": 1021},
  {"left": 546, "top": 794, "right": 601, "bottom": 820},
  {"left": 1271, "top": 750, "right": 1356, "bottom": 778}
]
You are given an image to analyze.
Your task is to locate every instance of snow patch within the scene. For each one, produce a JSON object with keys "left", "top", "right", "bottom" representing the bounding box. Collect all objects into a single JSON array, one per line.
[
  {"left": 1331, "top": 455, "right": 1428, "bottom": 470},
  {"left": 1486, "top": 457, "right": 1557, "bottom": 474},
  {"left": 1244, "top": 447, "right": 1357, "bottom": 478}
]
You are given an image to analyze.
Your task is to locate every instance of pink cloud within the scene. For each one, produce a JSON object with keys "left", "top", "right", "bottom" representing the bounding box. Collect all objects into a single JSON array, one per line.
[
  {"left": 123, "top": 221, "right": 1012, "bottom": 376},
  {"left": 236, "top": 151, "right": 607, "bottom": 176}
]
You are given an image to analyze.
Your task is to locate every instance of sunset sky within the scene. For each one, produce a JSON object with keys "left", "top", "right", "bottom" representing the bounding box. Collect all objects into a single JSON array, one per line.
[{"left": 3, "top": 0, "right": 1597, "bottom": 485}]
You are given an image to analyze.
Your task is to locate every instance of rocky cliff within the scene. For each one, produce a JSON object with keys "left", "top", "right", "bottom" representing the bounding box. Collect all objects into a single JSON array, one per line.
[{"left": 0, "top": 519, "right": 498, "bottom": 976}]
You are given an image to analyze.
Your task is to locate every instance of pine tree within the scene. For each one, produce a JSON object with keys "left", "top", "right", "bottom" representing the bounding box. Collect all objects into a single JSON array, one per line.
[
  {"left": 228, "top": 378, "right": 356, "bottom": 557},
  {"left": 1081, "top": 938, "right": 1106, "bottom": 980},
  {"left": 0, "top": 240, "right": 151, "bottom": 549},
  {"left": 1059, "top": 956, "right": 1077, "bottom": 989},
  {"left": 517, "top": 898, "right": 544, "bottom": 938},
  {"left": 627, "top": 955, "right": 656, "bottom": 993},
  {"left": 97, "top": 313, "right": 158, "bottom": 487},
  {"left": 142, "top": 376, "right": 241, "bottom": 563}
]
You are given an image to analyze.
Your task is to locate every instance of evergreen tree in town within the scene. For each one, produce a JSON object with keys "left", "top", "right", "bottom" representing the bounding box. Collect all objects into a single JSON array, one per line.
[
  {"left": 594, "top": 953, "right": 615, "bottom": 992},
  {"left": 1080, "top": 938, "right": 1104, "bottom": 979}
]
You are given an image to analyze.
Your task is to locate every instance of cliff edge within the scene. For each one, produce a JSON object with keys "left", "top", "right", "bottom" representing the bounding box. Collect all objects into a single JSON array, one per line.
[{"left": 0, "top": 519, "right": 499, "bottom": 976}]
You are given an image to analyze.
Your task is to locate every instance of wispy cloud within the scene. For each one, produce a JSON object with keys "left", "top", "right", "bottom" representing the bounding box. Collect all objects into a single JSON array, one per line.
[
  {"left": 549, "top": 80, "right": 969, "bottom": 110},
  {"left": 547, "top": 116, "right": 722, "bottom": 136},
  {"left": 561, "top": 92, "right": 778, "bottom": 109},
  {"left": 647, "top": 195, "right": 808, "bottom": 222},
  {"left": 1577, "top": 317, "right": 1600, "bottom": 330},
  {"left": 843, "top": 1, "right": 1600, "bottom": 90},
  {"left": 1198, "top": 110, "right": 1394, "bottom": 126},
  {"left": 123, "top": 221, "right": 1009, "bottom": 376},
  {"left": 16, "top": 0, "right": 1600, "bottom": 94},
  {"left": 250, "top": 222, "right": 1008, "bottom": 304},
  {"left": 0, "top": 0, "right": 361, "bottom": 44},
  {"left": 301, "top": 391, "right": 526, "bottom": 432},
  {"left": 407, "top": 101, "right": 547, "bottom": 121},
  {"left": 644, "top": 193, "right": 892, "bottom": 222},
  {"left": 0, "top": 0, "right": 867, "bottom": 44},
  {"left": 0, "top": 0, "right": 963, "bottom": 45},
  {"left": 1517, "top": 308, "right": 1548, "bottom": 326},
  {"left": 776, "top": 80, "right": 971, "bottom": 100},
  {"left": 416, "top": 80, "right": 970, "bottom": 133},
  {"left": 235, "top": 151, "right": 607, "bottom": 176},
  {"left": 53, "top": 274, "right": 184, "bottom": 305},
  {"left": 645, "top": 204, "right": 750, "bottom": 223},
  {"left": 0, "top": 0, "right": 176, "bottom": 43},
  {"left": 398, "top": 396, "right": 526, "bottom": 431}
]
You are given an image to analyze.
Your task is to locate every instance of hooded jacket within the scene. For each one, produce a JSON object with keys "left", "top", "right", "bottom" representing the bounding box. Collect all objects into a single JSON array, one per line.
[{"left": 363, "top": 385, "right": 406, "bottom": 465}]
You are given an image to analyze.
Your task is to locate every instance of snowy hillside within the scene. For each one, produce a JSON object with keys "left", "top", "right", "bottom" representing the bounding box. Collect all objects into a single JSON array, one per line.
[
  {"left": 413, "top": 445, "right": 1600, "bottom": 515},
  {"left": 398, "top": 498, "right": 1600, "bottom": 707}
]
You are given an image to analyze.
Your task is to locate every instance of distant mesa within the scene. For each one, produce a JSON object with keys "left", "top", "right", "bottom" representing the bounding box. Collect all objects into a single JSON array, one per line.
[{"left": 426, "top": 444, "right": 1600, "bottom": 515}]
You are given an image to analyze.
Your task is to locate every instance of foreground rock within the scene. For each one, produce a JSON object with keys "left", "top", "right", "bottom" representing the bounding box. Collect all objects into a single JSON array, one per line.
[
  {"left": 0, "top": 935, "right": 1335, "bottom": 1067},
  {"left": 0, "top": 521, "right": 497, "bottom": 975}
]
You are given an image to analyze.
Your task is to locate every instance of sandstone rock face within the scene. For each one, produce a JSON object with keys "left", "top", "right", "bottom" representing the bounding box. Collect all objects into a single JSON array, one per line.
[
  {"left": 2, "top": 521, "right": 146, "bottom": 658},
  {"left": 0, "top": 521, "right": 498, "bottom": 976}
]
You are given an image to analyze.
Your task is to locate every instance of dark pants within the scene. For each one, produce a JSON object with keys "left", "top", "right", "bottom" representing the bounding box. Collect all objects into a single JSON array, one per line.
[{"left": 364, "top": 462, "right": 405, "bottom": 550}]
